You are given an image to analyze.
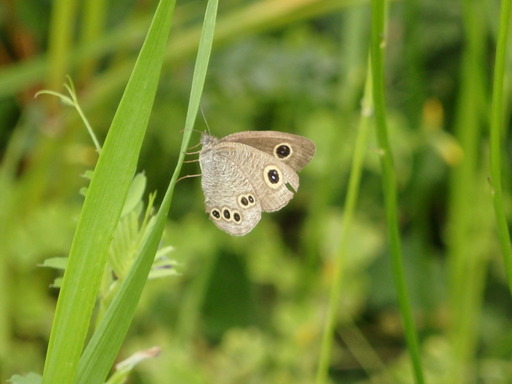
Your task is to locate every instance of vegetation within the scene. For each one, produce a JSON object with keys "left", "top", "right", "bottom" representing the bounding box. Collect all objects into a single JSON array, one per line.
[{"left": 0, "top": 0, "right": 511, "bottom": 383}]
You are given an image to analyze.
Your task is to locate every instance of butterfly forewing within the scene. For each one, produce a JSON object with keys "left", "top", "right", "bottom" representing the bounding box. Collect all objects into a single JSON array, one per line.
[{"left": 220, "top": 131, "right": 315, "bottom": 171}]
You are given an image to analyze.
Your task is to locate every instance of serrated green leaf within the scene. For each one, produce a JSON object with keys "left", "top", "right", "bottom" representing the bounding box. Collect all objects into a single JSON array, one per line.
[
  {"left": 39, "top": 257, "right": 68, "bottom": 270},
  {"left": 149, "top": 255, "right": 179, "bottom": 279},
  {"left": 121, "top": 173, "right": 147, "bottom": 217}
]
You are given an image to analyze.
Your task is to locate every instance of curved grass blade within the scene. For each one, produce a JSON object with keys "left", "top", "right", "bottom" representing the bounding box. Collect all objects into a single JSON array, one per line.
[{"left": 41, "top": 0, "right": 176, "bottom": 382}]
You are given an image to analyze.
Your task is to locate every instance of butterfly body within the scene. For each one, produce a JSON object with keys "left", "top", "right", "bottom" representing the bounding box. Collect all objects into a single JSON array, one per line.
[{"left": 199, "top": 131, "right": 315, "bottom": 236}]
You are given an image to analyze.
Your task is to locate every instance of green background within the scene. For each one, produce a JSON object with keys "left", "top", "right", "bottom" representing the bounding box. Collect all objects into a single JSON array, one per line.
[{"left": 0, "top": 0, "right": 511, "bottom": 383}]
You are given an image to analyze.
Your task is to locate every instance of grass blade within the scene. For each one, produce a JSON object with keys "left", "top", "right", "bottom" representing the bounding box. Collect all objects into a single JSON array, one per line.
[
  {"left": 316, "top": 59, "right": 373, "bottom": 383},
  {"left": 489, "top": 0, "right": 512, "bottom": 289},
  {"left": 76, "top": 0, "right": 218, "bottom": 382},
  {"left": 370, "top": 1, "right": 425, "bottom": 383},
  {"left": 41, "top": 0, "right": 176, "bottom": 382}
]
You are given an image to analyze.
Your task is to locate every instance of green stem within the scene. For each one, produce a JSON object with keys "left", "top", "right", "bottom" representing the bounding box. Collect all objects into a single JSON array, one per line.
[
  {"left": 370, "top": 0, "right": 425, "bottom": 383},
  {"left": 489, "top": 0, "right": 512, "bottom": 290},
  {"left": 315, "top": 58, "right": 373, "bottom": 384}
]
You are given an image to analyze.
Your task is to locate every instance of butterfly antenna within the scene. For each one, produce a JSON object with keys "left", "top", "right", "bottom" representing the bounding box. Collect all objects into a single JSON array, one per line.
[{"left": 199, "top": 106, "right": 211, "bottom": 134}]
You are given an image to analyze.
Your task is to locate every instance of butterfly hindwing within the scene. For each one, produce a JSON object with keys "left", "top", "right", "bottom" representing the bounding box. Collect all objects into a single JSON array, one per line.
[{"left": 200, "top": 147, "right": 262, "bottom": 236}]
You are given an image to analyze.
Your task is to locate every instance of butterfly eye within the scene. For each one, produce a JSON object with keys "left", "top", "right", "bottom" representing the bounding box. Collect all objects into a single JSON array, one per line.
[
  {"left": 238, "top": 194, "right": 256, "bottom": 208},
  {"left": 213, "top": 207, "right": 242, "bottom": 223},
  {"left": 211, "top": 209, "right": 221, "bottom": 220},
  {"left": 268, "top": 170, "right": 279, "bottom": 183},
  {"left": 274, "top": 143, "right": 293, "bottom": 159},
  {"left": 264, "top": 166, "right": 282, "bottom": 189}
]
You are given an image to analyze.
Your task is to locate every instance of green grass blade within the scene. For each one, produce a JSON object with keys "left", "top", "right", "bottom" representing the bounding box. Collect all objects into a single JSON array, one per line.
[
  {"left": 76, "top": 0, "right": 218, "bottom": 382},
  {"left": 315, "top": 59, "right": 373, "bottom": 383},
  {"left": 41, "top": 0, "right": 176, "bottom": 382},
  {"left": 446, "top": 3, "right": 492, "bottom": 380},
  {"left": 370, "top": 0, "right": 425, "bottom": 383},
  {"left": 489, "top": 0, "right": 512, "bottom": 289}
]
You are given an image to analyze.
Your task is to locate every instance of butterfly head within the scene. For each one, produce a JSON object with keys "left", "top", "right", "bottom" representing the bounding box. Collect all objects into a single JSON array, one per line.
[{"left": 200, "top": 132, "right": 218, "bottom": 146}]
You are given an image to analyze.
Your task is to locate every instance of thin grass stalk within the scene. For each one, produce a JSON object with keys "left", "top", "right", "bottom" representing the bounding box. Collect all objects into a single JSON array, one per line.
[
  {"left": 337, "top": 4, "right": 369, "bottom": 111},
  {"left": 315, "top": 59, "right": 373, "bottom": 384},
  {"left": 77, "top": 0, "right": 218, "bottom": 381},
  {"left": 152, "top": 0, "right": 221, "bottom": 347},
  {"left": 370, "top": 0, "right": 425, "bottom": 383},
  {"left": 489, "top": 0, "right": 512, "bottom": 290},
  {"left": 446, "top": 2, "right": 489, "bottom": 381},
  {"left": 78, "top": 0, "right": 107, "bottom": 83}
]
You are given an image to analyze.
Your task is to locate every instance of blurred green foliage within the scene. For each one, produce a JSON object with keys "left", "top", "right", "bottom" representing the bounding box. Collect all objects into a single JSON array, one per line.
[{"left": 1, "top": 0, "right": 511, "bottom": 383}]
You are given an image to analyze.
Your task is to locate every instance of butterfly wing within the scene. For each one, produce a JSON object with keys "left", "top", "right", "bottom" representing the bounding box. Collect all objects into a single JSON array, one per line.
[
  {"left": 221, "top": 131, "right": 316, "bottom": 171},
  {"left": 200, "top": 141, "right": 300, "bottom": 235},
  {"left": 200, "top": 144, "right": 262, "bottom": 236}
]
